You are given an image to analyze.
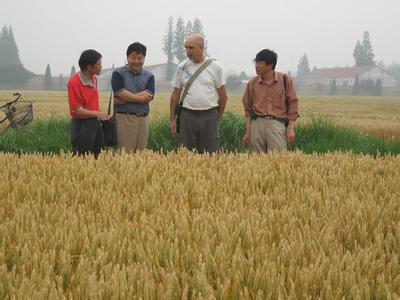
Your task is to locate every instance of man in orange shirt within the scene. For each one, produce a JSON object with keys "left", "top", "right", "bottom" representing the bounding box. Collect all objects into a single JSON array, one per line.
[
  {"left": 242, "top": 49, "right": 299, "bottom": 153},
  {"left": 68, "top": 49, "right": 110, "bottom": 158}
]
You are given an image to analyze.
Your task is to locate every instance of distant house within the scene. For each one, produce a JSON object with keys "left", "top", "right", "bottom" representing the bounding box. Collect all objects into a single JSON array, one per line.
[
  {"left": 144, "top": 62, "right": 177, "bottom": 82},
  {"left": 24, "top": 74, "right": 68, "bottom": 90},
  {"left": 97, "top": 62, "right": 178, "bottom": 91},
  {"left": 303, "top": 65, "right": 397, "bottom": 87}
]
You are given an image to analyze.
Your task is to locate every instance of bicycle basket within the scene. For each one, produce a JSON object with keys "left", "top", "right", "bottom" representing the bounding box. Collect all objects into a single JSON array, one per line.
[{"left": 3, "top": 101, "right": 33, "bottom": 129}]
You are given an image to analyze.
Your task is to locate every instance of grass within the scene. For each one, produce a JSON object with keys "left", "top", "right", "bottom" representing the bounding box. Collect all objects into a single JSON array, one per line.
[
  {"left": 2, "top": 91, "right": 400, "bottom": 141},
  {"left": 1, "top": 113, "right": 399, "bottom": 156},
  {"left": 0, "top": 118, "right": 70, "bottom": 154},
  {"left": 295, "top": 116, "right": 400, "bottom": 155}
]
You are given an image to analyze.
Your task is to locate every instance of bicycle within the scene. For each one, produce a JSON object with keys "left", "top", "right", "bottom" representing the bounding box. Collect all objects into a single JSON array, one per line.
[{"left": 0, "top": 92, "right": 33, "bottom": 134}]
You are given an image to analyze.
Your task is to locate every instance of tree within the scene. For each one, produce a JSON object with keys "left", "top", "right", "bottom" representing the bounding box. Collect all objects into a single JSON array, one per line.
[
  {"left": 70, "top": 65, "right": 76, "bottom": 77},
  {"left": 0, "top": 26, "right": 34, "bottom": 86},
  {"left": 353, "top": 31, "right": 375, "bottom": 66},
  {"left": 192, "top": 18, "right": 205, "bottom": 36},
  {"left": 173, "top": 17, "right": 186, "bottom": 63},
  {"left": 297, "top": 53, "right": 311, "bottom": 84},
  {"left": 58, "top": 74, "right": 64, "bottom": 90},
  {"left": 163, "top": 17, "right": 209, "bottom": 64},
  {"left": 192, "top": 18, "right": 208, "bottom": 55},
  {"left": 388, "top": 63, "right": 400, "bottom": 82},
  {"left": 6, "top": 27, "right": 21, "bottom": 65},
  {"left": 353, "top": 41, "right": 364, "bottom": 66},
  {"left": 239, "top": 71, "right": 248, "bottom": 81},
  {"left": 163, "top": 16, "right": 175, "bottom": 80},
  {"left": 374, "top": 78, "right": 382, "bottom": 96},
  {"left": 44, "top": 64, "right": 53, "bottom": 90},
  {"left": 225, "top": 74, "right": 241, "bottom": 91},
  {"left": 0, "top": 26, "right": 21, "bottom": 67},
  {"left": 361, "top": 31, "right": 374, "bottom": 65},
  {"left": 185, "top": 21, "right": 193, "bottom": 39},
  {"left": 352, "top": 76, "right": 360, "bottom": 95},
  {"left": 329, "top": 79, "right": 337, "bottom": 95}
]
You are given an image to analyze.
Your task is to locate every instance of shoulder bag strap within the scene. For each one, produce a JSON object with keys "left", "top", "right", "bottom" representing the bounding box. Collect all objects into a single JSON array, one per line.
[
  {"left": 283, "top": 74, "right": 289, "bottom": 110},
  {"left": 107, "top": 90, "right": 114, "bottom": 115},
  {"left": 179, "top": 58, "right": 214, "bottom": 106},
  {"left": 283, "top": 74, "right": 299, "bottom": 119}
]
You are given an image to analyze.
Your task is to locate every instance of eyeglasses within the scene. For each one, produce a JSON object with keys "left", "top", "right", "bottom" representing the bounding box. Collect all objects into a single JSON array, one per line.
[{"left": 252, "top": 59, "right": 267, "bottom": 65}]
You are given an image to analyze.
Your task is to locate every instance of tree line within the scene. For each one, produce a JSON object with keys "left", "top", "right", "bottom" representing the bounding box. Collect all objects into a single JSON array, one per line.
[
  {"left": 1, "top": 24, "right": 399, "bottom": 92},
  {"left": 162, "top": 17, "right": 207, "bottom": 80},
  {"left": 0, "top": 25, "right": 80, "bottom": 90}
]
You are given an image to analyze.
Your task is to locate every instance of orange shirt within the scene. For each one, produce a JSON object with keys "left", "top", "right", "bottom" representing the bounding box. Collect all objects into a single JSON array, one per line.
[{"left": 242, "top": 71, "right": 298, "bottom": 121}]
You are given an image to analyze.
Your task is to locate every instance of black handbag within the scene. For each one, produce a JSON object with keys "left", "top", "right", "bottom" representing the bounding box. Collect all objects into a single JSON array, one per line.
[
  {"left": 101, "top": 91, "right": 117, "bottom": 147},
  {"left": 174, "top": 102, "right": 183, "bottom": 133}
]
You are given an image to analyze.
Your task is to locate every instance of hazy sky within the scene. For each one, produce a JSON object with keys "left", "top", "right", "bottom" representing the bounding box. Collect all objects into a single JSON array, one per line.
[{"left": 1, "top": 0, "right": 399, "bottom": 76}]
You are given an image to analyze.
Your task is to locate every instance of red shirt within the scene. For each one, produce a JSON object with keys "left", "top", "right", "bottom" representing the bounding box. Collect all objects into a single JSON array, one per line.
[{"left": 67, "top": 73, "right": 99, "bottom": 119}]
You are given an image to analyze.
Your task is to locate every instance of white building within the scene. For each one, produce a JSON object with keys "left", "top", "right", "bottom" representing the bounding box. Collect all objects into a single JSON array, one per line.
[{"left": 303, "top": 65, "right": 397, "bottom": 87}]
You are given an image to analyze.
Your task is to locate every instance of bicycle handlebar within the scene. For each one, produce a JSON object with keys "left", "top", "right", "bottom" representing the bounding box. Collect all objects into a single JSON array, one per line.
[{"left": 0, "top": 92, "right": 22, "bottom": 108}]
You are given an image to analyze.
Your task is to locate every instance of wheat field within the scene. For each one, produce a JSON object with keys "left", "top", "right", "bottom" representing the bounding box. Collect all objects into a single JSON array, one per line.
[
  {"left": 1, "top": 90, "right": 400, "bottom": 141},
  {"left": 0, "top": 90, "right": 399, "bottom": 298},
  {"left": 0, "top": 151, "right": 399, "bottom": 299}
]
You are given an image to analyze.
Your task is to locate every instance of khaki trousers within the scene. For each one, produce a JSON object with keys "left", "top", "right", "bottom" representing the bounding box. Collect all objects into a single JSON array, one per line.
[
  {"left": 250, "top": 118, "right": 287, "bottom": 153},
  {"left": 115, "top": 113, "right": 148, "bottom": 153}
]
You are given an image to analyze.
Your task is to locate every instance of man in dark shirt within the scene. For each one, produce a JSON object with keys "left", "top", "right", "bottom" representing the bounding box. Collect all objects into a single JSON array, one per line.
[{"left": 111, "top": 42, "right": 155, "bottom": 153}]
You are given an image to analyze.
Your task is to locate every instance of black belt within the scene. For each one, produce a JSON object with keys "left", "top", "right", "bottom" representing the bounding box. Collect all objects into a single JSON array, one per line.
[
  {"left": 116, "top": 111, "right": 148, "bottom": 117},
  {"left": 251, "top": 113, "right": 289, "bottom": 127},
  {"left": 72, "top": 118, "right": 99, "bottom": 122},
  {"left": 182, "top": 107, "right": 218, "bottom": 113},
  {"left": 257, "top": 115, "right": 278, "bottom": 120}
]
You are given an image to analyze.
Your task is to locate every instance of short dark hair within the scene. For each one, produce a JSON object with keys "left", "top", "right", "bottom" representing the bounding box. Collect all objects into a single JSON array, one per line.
[
  {"left": 255, "top": 49, "right": 278, "bottom": 70},
  {"left": 126, "top": 42, "right": 147, "bottom": 57},
  {"left": 78, "top": 49, "right": 102, "bottom": 71}
]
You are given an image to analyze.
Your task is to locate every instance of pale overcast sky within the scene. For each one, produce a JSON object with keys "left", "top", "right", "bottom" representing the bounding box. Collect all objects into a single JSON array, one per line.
[{"left": 1, "top": 0, "right": 399, "bottom": 76}]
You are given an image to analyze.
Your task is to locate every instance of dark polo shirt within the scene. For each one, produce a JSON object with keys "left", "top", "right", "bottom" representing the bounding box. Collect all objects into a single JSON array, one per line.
[{"left": 111, "top": 65, "right": 155, "bottom": 114}]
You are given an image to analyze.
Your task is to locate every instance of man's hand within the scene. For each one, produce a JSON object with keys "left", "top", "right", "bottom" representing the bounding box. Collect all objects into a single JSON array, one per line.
[
  {"left": 169, "top": 88, "right": 182, "bottom": 135},
  {"left": 114, "top": 90, "right": 153, "bottom": 103},
  {"left": 114, "top": 97, "right": 125, "bottom": 105},
  {"left": 286, "top": 126, "right": 295, "bottom": 146},
  {"left": 97, "top": 112, "right": 111, "bottom": 121},
  {"left": 169, "top": 119, "right": 177, "bottom": 135},
  {"left": 243, "top": 131, "right": 251, "bottom": 146},
  {"left": 137, "top": 91, "right": 153, "bottom": 103}
]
